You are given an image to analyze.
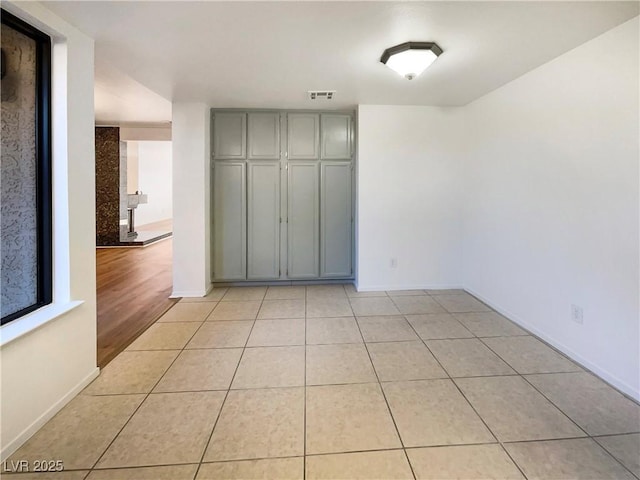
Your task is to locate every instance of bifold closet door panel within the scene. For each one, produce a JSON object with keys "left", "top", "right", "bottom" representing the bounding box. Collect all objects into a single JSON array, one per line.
[
  {"left": 287, "top": 113, "right": 320, "bottom": 159},
  {"left": 320, "top": 162, "right": 353, "bottom": 278},
  {"left": 213, "top": 162, "right": 246, "bottom": 280},
  {"left": 212, "top": 113, "right": 246, "bottom": 160},
  {"left": 287, "top": 162, "right": 319, "bottom": 278},
  {"left": 321, "top": 114, "right": 352, "bottom": 159},
  {"left": 248, "top": 112, "right": 280, "bottom": 160},
  {"left": 247, "top": 161, "right": 280, "bottom": 279}
]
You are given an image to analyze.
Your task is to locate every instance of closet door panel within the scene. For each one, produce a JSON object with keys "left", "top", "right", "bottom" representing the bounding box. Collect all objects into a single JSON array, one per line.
[
  {"left": 247, "top": 161, "right": 280, "bottom": 279},
  {"left": 213, "top": 113, "right": 246, "bottom": 159},
  {"left": 288, "top": 113, "right": 319, "bottom": 159},
  {"left": 321, "top": 114, "right": 352, "bottom": 159},
  {"left": 320, "top": 162, "right": 352, "bottom": 278},
  {"left": 287, "top": 162, "right": 319, "bottom": 278},
  {"left": 248, "top": 112, "right": 280, "bottom": 160},
  {"left": 213, "top": 161, "right": 246, "bottom": 280}
]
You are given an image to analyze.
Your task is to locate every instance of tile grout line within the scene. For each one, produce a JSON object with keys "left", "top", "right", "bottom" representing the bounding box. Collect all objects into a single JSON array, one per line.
[
  {"left": 130, "top": 297, "right": 630, "bottom": 470},
  {"left": 475, "top": 335, "right": 582, "bottom": 374},
  {"left": 426, "top": 292, "right": 638, "bottom": 479},
  {"left": 407, "top": 292, "right": 631, "bottom": 424},
  {"left": 422, "top": 296, "right": 622, "bottom": 478},
  {"left": 80, "top": 370, "right": 638, "bottom": 397},
  {"left": 87, "top": 305, "right": 215, "bottom": 473},
  {"left": 511, "top": 362, "right": 639, "bottom": 478},
  {"left": 392, "top": 293, "right": 531, "bottom": 480},
  {"left": 122, "top": 332, "right": 545, "bottom": 353},
  {"left": 592, "top": 432, "right": 640, "bottom": 439},
  {"left": 203, "top": 288, "right": 634, "bottom": 479},
  {"left": 303, "top": 286, "right": 309, "bottom": 480},
  {"left": 22, "top": 432, "right": 640, "bottom": 478},
  {"left": 445, "top": 377, "right": 534, "bottom": 480},
  {"left": 506, "top": 437, "right": 640, "bottom": 480},
  {"left": 79, "top": 462, "right": 200, "bottom": 475},
  {"left": 192, "top": 289, "right": 266, "bottom": 479},
  {"left": 411, "top": 311, "right": 476, "bottom": 340},
  {"left": 350, "top": 294, "right": 418, "bottom": 480},
  {"left": 478, "top": 337, "right": 593, "bottom": 440},
  {"left": 452, "top": 292, "right": 640, "bottom": 409},
  {"left": 26, "top": 287, "right": 638, "bottom": 478},
  {"left": 388, "top": 295, "right": 457, "bottom": 381},
  {"left": 502, "top": 435, "right": 628, "bottom": 445},
  {"left": 587, "top": 439, "right": 640, "bottom": 480}
]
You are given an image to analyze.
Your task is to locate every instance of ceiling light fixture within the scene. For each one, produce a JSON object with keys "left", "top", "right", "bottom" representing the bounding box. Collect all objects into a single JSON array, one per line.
[{"left": 380, "top": 42, "right": 443, "bottom": 80}]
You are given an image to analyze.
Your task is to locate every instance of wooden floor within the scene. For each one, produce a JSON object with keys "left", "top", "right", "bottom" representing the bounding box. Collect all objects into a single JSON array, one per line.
[
  {"left": 137, "top": 218, "right": 173, "bottom": 232},
  {"left": 96, "top": 237, "right": 176, "bottom": 367}
]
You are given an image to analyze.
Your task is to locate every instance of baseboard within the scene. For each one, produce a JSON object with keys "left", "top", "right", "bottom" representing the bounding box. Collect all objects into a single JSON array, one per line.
[
  {"left": 1, "top": 367, "right": 100, "bottom": 461},
  {"left": 465, "top": 287, "right": 640, "bottom": 403},
  {"left": 170, "top": 288, "right": 210, "bottom": 298},
  {"left": 355, "top": 284, "right": 465, "bottom": 292}
]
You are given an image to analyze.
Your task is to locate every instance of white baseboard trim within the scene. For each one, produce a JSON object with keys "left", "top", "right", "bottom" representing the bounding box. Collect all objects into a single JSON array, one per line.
[
  {"left": 355, "top": 284, "right": 464, "bottom": 292},
  {"left": 465, "top": 287, "right": 640, "bottom": 403},
  {"left": 1, "top": 367, "right": 100, "bottom": 461},
  {"left": 170, "top": 288, "right": 210, "bottom": 298}
]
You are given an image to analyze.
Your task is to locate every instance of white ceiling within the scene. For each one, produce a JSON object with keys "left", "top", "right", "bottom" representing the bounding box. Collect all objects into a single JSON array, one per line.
[
  {"left": 45, "top": 1, "right": 638, "bottom": 123},
  {"left": 94, "top": 61, "right": 172, "bottom": 125}
]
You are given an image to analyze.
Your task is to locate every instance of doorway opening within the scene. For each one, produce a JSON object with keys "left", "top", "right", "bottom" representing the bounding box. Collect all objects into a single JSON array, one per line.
[{"left": 94, "top": 127, "right": 175, "bottom": 367}]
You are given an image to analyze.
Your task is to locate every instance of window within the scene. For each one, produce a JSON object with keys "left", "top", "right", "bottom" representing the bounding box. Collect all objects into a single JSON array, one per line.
[{"left": 1, "top": 9, "right": 52, "bottom": 325}]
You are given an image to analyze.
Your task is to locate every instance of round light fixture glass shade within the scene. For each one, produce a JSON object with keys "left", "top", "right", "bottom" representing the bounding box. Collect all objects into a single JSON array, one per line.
[
  {"left": 381, "top": 42, "right": 443, "bottom": 80},
  {"left": 385, "top": 49, "right": 437, "bottom": 79}
]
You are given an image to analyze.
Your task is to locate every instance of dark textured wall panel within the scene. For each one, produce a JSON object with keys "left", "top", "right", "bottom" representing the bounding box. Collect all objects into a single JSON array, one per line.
[
  {"left": 95, "top": 127, "right": 120, "bottom": 245},
  {"left": 1, "top": 23, "right": 38, "bottom": 317}
]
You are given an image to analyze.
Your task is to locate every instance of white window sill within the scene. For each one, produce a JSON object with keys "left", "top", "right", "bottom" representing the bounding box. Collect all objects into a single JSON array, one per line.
[{"left": 0, "top": 300, "right": 84, "bottom": 347}]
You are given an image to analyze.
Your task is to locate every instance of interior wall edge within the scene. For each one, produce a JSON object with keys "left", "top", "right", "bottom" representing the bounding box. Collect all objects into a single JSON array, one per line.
[{"left": 171, "top": 102, "right": 210, "bottom": 296}]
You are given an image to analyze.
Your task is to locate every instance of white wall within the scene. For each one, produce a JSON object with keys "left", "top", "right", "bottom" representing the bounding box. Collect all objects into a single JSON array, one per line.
[
  {"left": 136, "top": 141, "right": 173, "bottom": 226},
  {"left": 172, "top": 103, "right": 211, "bottom": 297},
  {"left": 356, "top": 105, "right": 464, "bottom": 291},
  {"left": 0, "top": 2, "right": 98, "bottom": 458},
  {"left": 462, "top": 17, "right": 639, "bottom": 399},
  {"left": 126, "top": 141, "right": 139, "bottom": 194},
  {"left": 120, "top": 125, "right": 171, "bottom": 142}
]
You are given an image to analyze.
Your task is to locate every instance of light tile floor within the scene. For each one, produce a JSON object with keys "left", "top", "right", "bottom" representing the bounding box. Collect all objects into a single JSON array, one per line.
[{"left": 6, "top": 286, "right": 640, "bottom": 479}]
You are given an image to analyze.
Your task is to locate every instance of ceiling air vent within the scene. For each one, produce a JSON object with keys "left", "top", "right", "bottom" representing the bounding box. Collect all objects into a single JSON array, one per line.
[{"left": 308, "top": 90, "right": 335, "bottom": 100}]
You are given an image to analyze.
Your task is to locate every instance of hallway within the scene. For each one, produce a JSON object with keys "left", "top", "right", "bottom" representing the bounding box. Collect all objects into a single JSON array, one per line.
[{"left": 96, "top": 237, "right": 175, "bottom": 367}]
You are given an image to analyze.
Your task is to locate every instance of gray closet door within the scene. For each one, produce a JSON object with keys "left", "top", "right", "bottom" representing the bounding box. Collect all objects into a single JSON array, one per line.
[
  {"left": 247, "top": 161, "right": 280, "bottom": 279},
  {"left": 213, "top": 113, "right": 246, "bottom": 159},
  {"left": 288, "top": 113, "right": 319, "bottom": 159},
  {"left": 213, "top": 161, "right": 246, "bottom": 280},
  {"left": 248, "top": 112, "right": 280, "bottom": 160},
  {"left": 321, "top": 114, "right": 352, "bottom": 159},
  {"left": 320, "top": 162, "right": 352, "bottom": 278},
  {"left": 287, "top": 162, "right": 319, "bottom": 278}
]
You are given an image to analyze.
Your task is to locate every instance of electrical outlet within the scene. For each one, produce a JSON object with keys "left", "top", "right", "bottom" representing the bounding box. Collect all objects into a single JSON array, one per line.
[
  {"left": 390, "top": 258, "right": 398, "bottom": 268},
  {"left": 571, "top": 304, "right": 583, "bottom": 324}
]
